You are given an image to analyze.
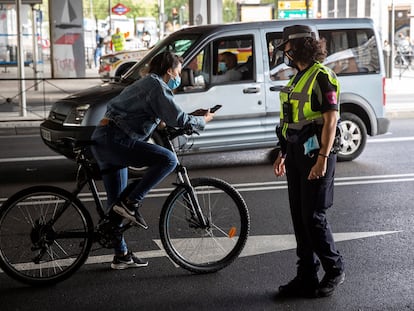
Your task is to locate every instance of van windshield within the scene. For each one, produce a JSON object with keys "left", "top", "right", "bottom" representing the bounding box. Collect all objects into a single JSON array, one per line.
[{"left": 122, "top": 34, "right": 201, "bottom": 83}]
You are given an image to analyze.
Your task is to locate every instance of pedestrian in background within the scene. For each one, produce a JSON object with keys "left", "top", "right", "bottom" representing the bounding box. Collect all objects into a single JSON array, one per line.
[
  {"left": 104, "top": 29, "right": 112, "bottom": 54},
  {"left": 273, "top": 25, "right": 345, "bottom": 298},
  {"left": 94, "top": 30, "right": 104, "bottom": 68}
]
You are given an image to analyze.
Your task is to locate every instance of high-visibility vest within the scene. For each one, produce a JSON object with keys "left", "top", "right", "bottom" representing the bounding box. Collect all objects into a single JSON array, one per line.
[
  {"left": 112, "top": 33, "right": 125, "bottom": 51},
  {"left": 279, "top": 62, "right": 340, "bottom": 138}
]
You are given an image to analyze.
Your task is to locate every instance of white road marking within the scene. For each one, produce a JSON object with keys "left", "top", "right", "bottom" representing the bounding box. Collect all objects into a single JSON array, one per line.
[{"left": 0, "top": 231, "right": 399, "bottom": 272}]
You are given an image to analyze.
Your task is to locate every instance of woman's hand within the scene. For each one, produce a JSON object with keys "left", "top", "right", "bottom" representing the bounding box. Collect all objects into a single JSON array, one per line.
[
  {"left": 189, "top": 108, "right": 214, "bottom": 122},
  {"left": 203, "top": 109, "right": 214, "bottom": 123},
  {"left": 190, "top": 108, "right": 208, "bottom": 116}
]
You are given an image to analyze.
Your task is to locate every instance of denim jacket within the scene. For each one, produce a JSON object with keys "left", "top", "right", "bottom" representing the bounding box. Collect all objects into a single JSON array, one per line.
[{"left": 105, "top": 73, "right": 205, "bottom": 141}]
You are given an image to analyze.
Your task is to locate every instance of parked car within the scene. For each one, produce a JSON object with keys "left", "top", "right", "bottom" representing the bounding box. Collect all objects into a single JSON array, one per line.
[
  {"left": 98, "top": 49, "right": 148, "bottom": 81},
  {"left": 41, "top": 18, "right": 389, "bottom": 163}
]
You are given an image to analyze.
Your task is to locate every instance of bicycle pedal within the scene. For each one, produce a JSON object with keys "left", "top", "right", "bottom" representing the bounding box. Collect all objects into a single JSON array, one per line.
[{"left": 132, "top": 220, "right": 149, "bottom": 230}]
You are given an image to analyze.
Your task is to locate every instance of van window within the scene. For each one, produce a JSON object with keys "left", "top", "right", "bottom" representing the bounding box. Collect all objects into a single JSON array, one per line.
[
  {"left": 179, "top": 35, "right": 254, "bottom": 91},
  {"left": 266, "top": 28, "right": 380, "bottom": 81},
  {"left": 124, "top": 34, "right": 200, "bottom": 81},
  {"left": 208, "top": 36, "right": 254, "bottom": 84},
  {"left": 321, "top": 29, "right": 380, "bottom": 74}
]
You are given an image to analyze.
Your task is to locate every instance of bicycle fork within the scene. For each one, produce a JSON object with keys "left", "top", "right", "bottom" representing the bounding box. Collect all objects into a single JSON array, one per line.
[{"left": 175, "top": 165, "right": 209, "bottom": 229}]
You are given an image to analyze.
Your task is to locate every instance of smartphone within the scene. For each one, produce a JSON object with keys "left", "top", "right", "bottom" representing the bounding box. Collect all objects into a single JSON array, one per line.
[{"left": 210, "top": 105, "right": 222, "bottom": 113}]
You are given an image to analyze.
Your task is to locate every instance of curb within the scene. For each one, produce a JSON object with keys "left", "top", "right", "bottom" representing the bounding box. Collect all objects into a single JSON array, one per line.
[{"left": 0, "top": 120, "right": 42, "bottom": 136}]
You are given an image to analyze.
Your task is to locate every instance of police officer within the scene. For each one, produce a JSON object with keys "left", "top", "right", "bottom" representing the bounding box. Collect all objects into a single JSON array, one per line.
[
  {"left": 273, "top": 25, "right": 345, "bottom": 298},
  {"left": 111, "top": 27, "right": 125, "bottom": 52}
]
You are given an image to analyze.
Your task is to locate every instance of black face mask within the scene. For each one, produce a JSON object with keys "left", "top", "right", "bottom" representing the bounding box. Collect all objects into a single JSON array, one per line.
[{"left": 283, "top": 50, "right": 295, "bottom": 68}]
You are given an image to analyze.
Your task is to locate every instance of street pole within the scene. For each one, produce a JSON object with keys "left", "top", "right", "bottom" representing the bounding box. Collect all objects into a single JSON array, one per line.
[
  {"left": 108, "top": 0, "right": 112, "bottom": 32},
  {"left": 16, "top": 0, "right": 26, "bottom": 117},
  {"left": 306, "top": 0, "right": 309, "bottom": 18},
  {"left": 391, "top": 0, "right": 395, "bottom": 78},
  {"left": 158, "top": 0, "right": 165, "bottom": 39},
  {"left": 31, "top": 4, "right": 39, "bottom": 91}
]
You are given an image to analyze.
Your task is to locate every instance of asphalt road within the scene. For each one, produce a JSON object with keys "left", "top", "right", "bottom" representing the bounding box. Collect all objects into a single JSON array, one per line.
[{"left": 0, "top": 119, "right": 413, "bottom": 311}]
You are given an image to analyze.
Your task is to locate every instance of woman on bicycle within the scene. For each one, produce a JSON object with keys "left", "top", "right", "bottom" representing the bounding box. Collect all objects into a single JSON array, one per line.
[{"left": 91, "top": 51, "right": 214, "bottom": 269}]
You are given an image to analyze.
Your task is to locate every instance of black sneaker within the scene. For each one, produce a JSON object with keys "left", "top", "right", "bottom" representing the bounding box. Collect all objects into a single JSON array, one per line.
[
  {"left": 318, "top": 272, "right": 345, "bottom": 297},
  {"left": 277, "top": 276, "right": 319, "bottom": 298},
  {"left": 113, "top": 200, "right": 148, "bottom": 229},
  {"left": 111, "top": 251, "right": 149, "bottom": 270}
]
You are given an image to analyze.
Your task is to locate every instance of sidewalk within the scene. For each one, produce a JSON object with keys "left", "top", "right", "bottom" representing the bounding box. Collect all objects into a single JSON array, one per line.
[
  {"left": 0, "top": 63, "right": 413, "bottom": 135},
  {"left": 0, "top": 64, "right": 101, "bottom": 134}
]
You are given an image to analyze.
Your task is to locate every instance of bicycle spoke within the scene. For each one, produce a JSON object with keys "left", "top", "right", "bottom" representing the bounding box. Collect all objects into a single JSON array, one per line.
[
  {"left": 160, "top": 177, "right": 249, "bottom": 273},
  {"left": 0, "top": 186, "right": 93, "bottom": 285}
]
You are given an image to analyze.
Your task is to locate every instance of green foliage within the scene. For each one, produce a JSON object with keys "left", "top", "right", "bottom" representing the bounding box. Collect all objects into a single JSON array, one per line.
[{"left": 223, "top": 0, "right": 237, "bottom": 23}]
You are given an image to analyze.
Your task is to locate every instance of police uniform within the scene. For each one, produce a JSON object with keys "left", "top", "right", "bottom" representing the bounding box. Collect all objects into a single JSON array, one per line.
[
  {"left": 112, "top": 32, "right": 125, "bottom": 52},
  {"left": 275, "top": 25, "right": 344, "bottom": 297}
]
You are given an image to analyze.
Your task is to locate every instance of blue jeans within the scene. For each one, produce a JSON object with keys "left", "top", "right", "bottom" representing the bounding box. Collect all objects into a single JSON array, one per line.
[
  {"left": 94, "top": 47, "right": 103, "bottom": 67},
  {"left": 91, "top": 123, "right": 178, "bottom": 255}
]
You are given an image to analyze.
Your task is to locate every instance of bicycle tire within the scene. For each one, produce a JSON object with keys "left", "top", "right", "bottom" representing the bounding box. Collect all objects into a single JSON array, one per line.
[
  {"left": 159, "top": 177, "right": 250, "bottom": 273},
  {"left": 0, "top": 186, "right": 94, "bottom": 286}
]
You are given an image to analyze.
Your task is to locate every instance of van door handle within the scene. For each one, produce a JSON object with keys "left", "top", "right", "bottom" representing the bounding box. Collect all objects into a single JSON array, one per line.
[
  {"left": 270, "top": 85, "right": 285, "bottom": 92},
  {"left": 243, "top": 87, "right": 260, "bottom": 94}
]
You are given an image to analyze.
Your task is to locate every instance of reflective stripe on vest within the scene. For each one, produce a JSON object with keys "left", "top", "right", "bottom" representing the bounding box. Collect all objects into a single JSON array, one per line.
[{"left": 279, "top": 62, "right": 339, "bottom": 138}]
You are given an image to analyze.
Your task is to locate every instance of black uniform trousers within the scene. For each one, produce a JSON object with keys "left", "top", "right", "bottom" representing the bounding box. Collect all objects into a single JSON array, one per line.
[{"left": 285, "top": 141, "right": 344, "bottom": 279}]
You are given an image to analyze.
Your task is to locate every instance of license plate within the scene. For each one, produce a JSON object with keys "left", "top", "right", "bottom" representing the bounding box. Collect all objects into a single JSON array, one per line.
[{"left": 41, "top": 129, "right": 51, "bottom": 141}]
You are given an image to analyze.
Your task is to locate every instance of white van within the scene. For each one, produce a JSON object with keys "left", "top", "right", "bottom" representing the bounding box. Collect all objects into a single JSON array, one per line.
[{"left": 41, "top": 18, "right": 389, "bottom": 162}]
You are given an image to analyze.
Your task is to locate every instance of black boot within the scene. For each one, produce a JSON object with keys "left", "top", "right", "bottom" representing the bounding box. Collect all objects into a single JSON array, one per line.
[{"left": 277, "top": 276, "right": 319, "bottom": 298}]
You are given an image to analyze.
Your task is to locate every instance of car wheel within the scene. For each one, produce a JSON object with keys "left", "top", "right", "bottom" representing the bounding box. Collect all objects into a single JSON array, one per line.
[
  {"left": 115, "top": 63, "right": 135, "bottom": 78},
  {"left": 337, "top": 112, "right": 367, "bottom": 162}
]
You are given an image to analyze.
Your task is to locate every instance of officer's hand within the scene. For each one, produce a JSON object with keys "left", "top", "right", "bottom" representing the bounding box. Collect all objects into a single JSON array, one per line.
[
  {"left": 308, "top": 157, "right": 327, "bottom": 180},
  {"left": 273, "top": 155, "right": 286, "bottom": 177}
]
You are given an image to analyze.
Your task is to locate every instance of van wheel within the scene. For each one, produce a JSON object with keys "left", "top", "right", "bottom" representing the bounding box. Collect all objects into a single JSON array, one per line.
[
  {"left": 337, "top": 112, "right": 367, "bottom": 162},
  {"left": 127, "top": 131, "right": 164, "bottom": 176}
]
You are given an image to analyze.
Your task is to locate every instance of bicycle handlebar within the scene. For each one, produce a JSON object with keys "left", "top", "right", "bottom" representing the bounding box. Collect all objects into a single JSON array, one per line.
[{"left": 162, "top": 125, "right": 199, "bottom": 140}]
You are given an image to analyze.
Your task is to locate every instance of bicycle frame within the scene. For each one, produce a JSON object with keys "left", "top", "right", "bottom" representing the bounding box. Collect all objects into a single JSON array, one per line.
[
  {"left": 41, "top": 143, "right": 106, "bottom": 236},
  {"left": 53, "top": 130, "right": 210, "bottom": 232},
  {"left": 163, "top": 129, "right": 209, "bottom": 229}
]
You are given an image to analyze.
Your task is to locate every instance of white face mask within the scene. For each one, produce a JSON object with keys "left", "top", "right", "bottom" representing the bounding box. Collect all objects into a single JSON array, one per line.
[{"left": 283, "top": 50, "right": 295, "bottom": 68}]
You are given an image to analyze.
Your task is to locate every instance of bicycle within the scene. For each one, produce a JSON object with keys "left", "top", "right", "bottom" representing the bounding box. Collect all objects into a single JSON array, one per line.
[{"left": 0, "top": 126, "right": 250, "bottom": 286}]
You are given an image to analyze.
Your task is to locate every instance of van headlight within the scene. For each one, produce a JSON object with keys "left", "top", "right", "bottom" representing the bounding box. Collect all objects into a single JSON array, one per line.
[{"left": 64, "top": 104, "right": 90, "bottom": 126}]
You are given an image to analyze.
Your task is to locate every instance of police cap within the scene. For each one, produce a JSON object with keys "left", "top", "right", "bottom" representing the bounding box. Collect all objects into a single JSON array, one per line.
[{"left": 276, "top": 25, "right": 319, "bottom": 50}]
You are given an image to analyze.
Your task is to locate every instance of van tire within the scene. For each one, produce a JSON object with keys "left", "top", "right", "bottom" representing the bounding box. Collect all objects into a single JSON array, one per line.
[{"left": 337, "top": 112, "right": 367, "bottom": 162}]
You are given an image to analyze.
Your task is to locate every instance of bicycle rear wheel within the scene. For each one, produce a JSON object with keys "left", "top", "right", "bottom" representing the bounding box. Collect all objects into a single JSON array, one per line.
[
  {"left": 0, "top": 186, "right": 94, "bottom": 286},
  {"left": 159, "top": 177, "right": 249, "bottom": 273}
]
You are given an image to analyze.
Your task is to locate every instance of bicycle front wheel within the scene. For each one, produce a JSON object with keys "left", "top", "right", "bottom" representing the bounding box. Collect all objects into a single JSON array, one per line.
[
  {"left": 0, "top": 186, "right": 94, "bottom": 286},
  {"left": 159, "top": 177, "right": 250, "bottom": 273}
]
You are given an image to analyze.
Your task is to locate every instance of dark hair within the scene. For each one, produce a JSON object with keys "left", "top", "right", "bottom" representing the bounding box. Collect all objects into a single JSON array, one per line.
[
  {"left": 290, "top": 37, "right": 326, "bottom": 64},
  {"left": 220, "top": 51, "right": 238, "bottom": 68},
  {"left": 148, "top": 51, "right": 183, "bottom": 76}
]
